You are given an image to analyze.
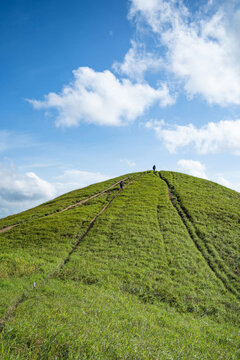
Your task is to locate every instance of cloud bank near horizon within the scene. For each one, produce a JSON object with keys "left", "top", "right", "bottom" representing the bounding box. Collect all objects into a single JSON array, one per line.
[
  {"left": 0, "top": 165, "right": 109, "bottom": 218},
  {"left": 177, "top": 158, "right": 240, "bottom": 192}
]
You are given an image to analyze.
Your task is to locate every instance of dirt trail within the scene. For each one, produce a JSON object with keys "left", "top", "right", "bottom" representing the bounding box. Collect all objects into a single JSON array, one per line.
[
  {"left": 0, "top": 224, "right": 17, "bottom": 234},
  {"left": 49, "top": 175, "right": 141, "bottom": 276},
  {"left": 0, "top": 177, "right": 129, "bottom": 235},
  {"left": 167, "top": 187, "right": 172, "bottom": 200},
  {"left": 159, "top": 173, "right": 238, "bottom": 298},
  {"left": 0, "top": 174, "right": 140, "bottom": 332},
  {"left": 52, "top": 189, "right": 122, "bottom": 276},
  {"left": 56, "top": 177, "right": 129, "bottom": 214}
]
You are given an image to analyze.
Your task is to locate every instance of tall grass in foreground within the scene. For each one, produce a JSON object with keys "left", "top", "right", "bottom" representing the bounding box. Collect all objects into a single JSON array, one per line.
[{"left": 0, "top": 172, "right": 239, "bottom": 359}]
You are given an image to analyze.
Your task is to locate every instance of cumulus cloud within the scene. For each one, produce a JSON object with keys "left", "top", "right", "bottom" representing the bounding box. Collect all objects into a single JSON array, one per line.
[
  {"left": 0, "top": 166, "right": 56, "bottom": 218},
  {"left": 113, "top": 41, "right": 163, "bottom": 81},
  {"left": 129, "top": 0, "right": 240, "bottom": 105},
  {"left": 28, "top": 67, "right": 174, "bottom": 127},
  {"left": 0, "top": 168, "right": 55, "bottom": 202},
  {"left": 0, "top": 166, "right": 109, "bottom": 218},
  {"left": 178, "top": 159, "right": 208, "bottom": 179},
  {"left": 146, "top": 118, "right": 240, "bottom": 154}
]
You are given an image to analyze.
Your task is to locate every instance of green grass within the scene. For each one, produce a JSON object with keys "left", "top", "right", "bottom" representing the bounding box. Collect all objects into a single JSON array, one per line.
[
  {"left": 0, "top": 171, "right": 239, "bottom": 359},
  {"left": 0, "top": 193, "right": 111, "bottom": 318},
  {"left": 159, "top": 171, "right": 240, "bottom": 296},
  {"left": 0, "top": 173, "right": 136, "bottom": 230}
]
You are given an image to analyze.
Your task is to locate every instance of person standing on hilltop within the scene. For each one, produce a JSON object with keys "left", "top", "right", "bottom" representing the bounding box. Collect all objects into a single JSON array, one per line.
[
  {"left": 153, "top": 165, "right": 156, "bottom": 171},
  {"left": 120, "top": 181, "right": 124, "bottom": 190}
]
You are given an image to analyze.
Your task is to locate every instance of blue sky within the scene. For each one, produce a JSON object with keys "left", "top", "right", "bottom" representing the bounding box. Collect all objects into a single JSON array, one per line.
[{"left": 0, "top": 0, "right": 240, "bottom": 217}]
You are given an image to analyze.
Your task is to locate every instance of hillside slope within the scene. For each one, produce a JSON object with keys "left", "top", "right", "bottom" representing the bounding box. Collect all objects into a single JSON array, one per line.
[{"left": 0, "top": 171, "right": 239, "bottom": 359}]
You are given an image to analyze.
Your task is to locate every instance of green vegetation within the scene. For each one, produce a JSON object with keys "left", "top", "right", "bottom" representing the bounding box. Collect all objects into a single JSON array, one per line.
[
  {"left": 159, "top": 171, "right": 240, "bottom": 296},
  {"left": 0, "top": 173, "right": 134, "bottom": 229},
  {"left": 0, "top": 171, "right": 239, "bottom": 359}
]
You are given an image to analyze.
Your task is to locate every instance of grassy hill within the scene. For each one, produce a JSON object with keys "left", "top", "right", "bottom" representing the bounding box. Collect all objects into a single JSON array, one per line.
[{"left": 0, "top": 171, "right": 239, "bottom": 359}]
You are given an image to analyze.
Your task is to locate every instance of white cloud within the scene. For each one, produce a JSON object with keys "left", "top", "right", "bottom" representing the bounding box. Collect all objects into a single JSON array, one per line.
[
  {"left": 177, "top": 160, "right": 240, "bottom": 191},
  {"left": 178, "top": 159, "right": 208, "bottom": 179},
  {"left": 0, "top": 168, "right": 55, "bottom": 202},
  {"left": 0, "top": 166, "right": 56, "bottom": 218},
  {"left": 129, "top": 0, "right": 240, "bottom": 106},
  {"left": 120, "top": 158, "right": 136, "bottom": 168},
  {"left": 0, "top": 165, "right": 110, "bottom": 218},
  {"left": 146, "top": 118, "right": 240, "bottom": 154},
  {"left": 129, "top": 0, "right": 189, "bottom": 31},
  {"left": 113, "top": 41, "right": 163, "bottom": 81},
  {"left": 28, "top": 67, "right": 174, "bottom": 127}
]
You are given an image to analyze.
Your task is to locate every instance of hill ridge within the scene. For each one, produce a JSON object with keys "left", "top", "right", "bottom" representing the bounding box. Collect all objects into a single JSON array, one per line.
[
  {"left": 0, "top": 175, "right": 136, "bottom": 234},
  {"left": 0, "top": 173, "right": 143, "bottom": 333},
  {"left": 0, "top": 171, "right": 239, "bottom": 359}
]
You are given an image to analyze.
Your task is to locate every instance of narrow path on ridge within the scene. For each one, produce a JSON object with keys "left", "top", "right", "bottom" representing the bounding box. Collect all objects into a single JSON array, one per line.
[
  {"left": 0, "top": 174, "right": 141, "bottom": 333},
  {"left": 159, "top": 172, "right": 239, "bottom": 299},
  {"left": 50, "top": 175, "right": 141, "bottom": 276},
  {"left": 0, "top": 224, "right": 17, "bottom": 234}
]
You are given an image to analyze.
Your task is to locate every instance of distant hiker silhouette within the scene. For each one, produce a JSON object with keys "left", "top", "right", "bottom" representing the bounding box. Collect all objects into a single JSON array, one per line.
[
  {"left": 120, "top": 181, "right": 124, "bottom": 190},
  {"left": 153, "top": 165, "right": 156, "bottom": 171}
]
